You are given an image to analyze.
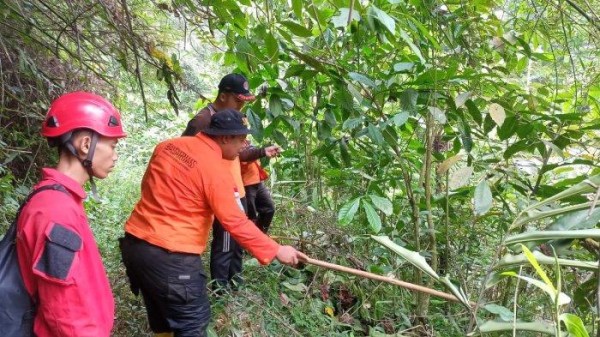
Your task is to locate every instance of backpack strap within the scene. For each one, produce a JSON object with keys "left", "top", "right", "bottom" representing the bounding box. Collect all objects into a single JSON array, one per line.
[
  {"left": 1, "top": 184, "right": 69, "bottom": 246},
  {"left": 15, "top": 184, "right": 69, "bottom": 220}
]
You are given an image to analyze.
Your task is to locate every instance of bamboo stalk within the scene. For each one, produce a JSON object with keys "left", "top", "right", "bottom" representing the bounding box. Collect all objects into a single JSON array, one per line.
[{"left": 304, "top": 257, "right": 462, "bottom": 303}]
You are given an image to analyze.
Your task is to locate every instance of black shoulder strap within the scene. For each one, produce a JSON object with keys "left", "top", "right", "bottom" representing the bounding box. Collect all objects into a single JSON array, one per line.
[
  {"left": 1, "top": 184, "right": 69, "bottom": 242},
  {"left": 15, "top": 184, "right": 69, "bottom": 220}
]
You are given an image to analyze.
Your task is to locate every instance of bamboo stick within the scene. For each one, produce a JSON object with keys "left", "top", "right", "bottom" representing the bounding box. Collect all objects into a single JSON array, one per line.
[{"left": 304, "top": 257, "right": 462, "bottom": 303}]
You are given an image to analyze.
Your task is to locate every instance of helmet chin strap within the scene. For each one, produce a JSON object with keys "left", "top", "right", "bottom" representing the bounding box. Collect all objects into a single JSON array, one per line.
[
  {"left": 62, "top": 131, "right": 100, "bottom": 201},
  {"left": 81, "top": 132, "right": 100, "bottom": 201}
]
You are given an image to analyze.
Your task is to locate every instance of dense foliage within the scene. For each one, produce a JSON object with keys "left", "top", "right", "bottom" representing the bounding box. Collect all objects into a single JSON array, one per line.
[{"left": 1, "top": 0, "right": 600, "bottom": 336}]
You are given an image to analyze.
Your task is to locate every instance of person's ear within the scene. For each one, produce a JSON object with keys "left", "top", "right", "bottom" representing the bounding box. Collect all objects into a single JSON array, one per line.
[{"left": 73, "top": 132, "right": 92, "bottom": 156}]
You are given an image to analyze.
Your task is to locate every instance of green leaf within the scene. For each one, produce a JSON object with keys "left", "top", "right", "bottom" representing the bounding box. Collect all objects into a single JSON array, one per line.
[
  {"left": 368, "top": 124, "right": 384, "bottom": 145},
  {"left": 269, "top": 95, "right": 283, "bottom": 117},
  {"left": 393, "top": 62, "right": 414, "bottom": 72},
  {"left": 343, "top": 117, "right": 364, "bottom": 130},
  {"left": 497, "top": 250, "right": 598, "bottom": 271},
  {"left": 368, "top": 6, "right": 395, "bottom": 34},
  {"left": 520, "top": 244, "right": 555, "bottom": 292},
  {"left": 331, "top": 8, "right": 361, "bottom": 28},
  {"left": 474, "top": 180, "right": 493, "bottom": 215},
  {"left": 281, "top": 20, "right": 312, "bottom": 37},
  {"left": 489, "top": 103, "right": 505, "bottom": 126},
  {"left": 348, "top": 72, "right": 376, "bottom": 87},
  {"left": 363, "top": 202, "right": 382, "bottom": 233},
  {"left": 455, "top": 91, "right": 472, "bottom": 108},
  {"left": 291, "top": 0, "right": 303, "bottom": 19},
  {"left": 338, "top": 197, "right": 361, "bottom": 225},
  {"left": 505, "top": 229, "right": 600, "bottom": 245},
  {"left": 369, "top": 195, "right": 393, "bottom": 216},
  {"left": 560, "top": 314, "right": 590, "bottom": 337},
  {"left": 264, "top": 32, "right": 278, "bottom": 61},
  {"left": 483, "top": 304, "right": 514, "bottom": 322},
  {"left": 449, "top": 166, "right": 473, "bottom": 189},
  {"left": 501, "top": 271, "right": 570, "bottom": 305},
  {"left": 479, "top": 320, "right": 555, "bottom": 334},
  {"left": 281, "top": 281, "right": 308, "bottom": 292},
  {"left": 400, "top": 89, "right": 418, "bottom": 112},
  {"left": 428, "top": 106, "right": 447, "bottom": 124},
  {"left": 390, "top": 111, "right": 409, "bottom": 127},
  {"left": 399, "top": 29, "right": 425, "bottom": 63},
  {"left": 497, "top": 116, "right": 517, "bottom": 140},
  {"left": 371, "top": 236, "right": 439, "bottom": 281}
]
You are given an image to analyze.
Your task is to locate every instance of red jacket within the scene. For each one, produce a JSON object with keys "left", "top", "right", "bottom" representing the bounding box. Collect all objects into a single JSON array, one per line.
[{"left": 16, "top": 168, "right": 114, "bottom": 337}]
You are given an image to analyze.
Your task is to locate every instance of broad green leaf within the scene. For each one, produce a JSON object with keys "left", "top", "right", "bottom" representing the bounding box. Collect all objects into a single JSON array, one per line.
[
  {"left": 560, "top": 314, "right": 590, "bottom": 337},
  {"left": 331, "top": 8, "right": 361, "bottom": 28},
  {"left": 338, "top": 197, "right": 361, "bottom": 225},
  {"left": 281, "top": 281, "right": 308, "bottom": 292},
  {"left": 281, "top": 20, "right": 312, "bottom": 37},
  {"left": 489, "top": 103, "right": 505, "bottom": 126},
  {"left": 483, "top": 304, "right": 514, "bottom": 322},
  {"left": 264, "top": 32, "right": 278, "bottom": 61},
  {"left": 428, "top": 106, "right": 447, "bottom": 124},
  {"left": 369, "top": 195, "right": 393, "bottom": 216},
  {"left": 269, "top": 95, "right": 283, "bottom": 117},
  {"left": 291, "top": 0, "right": 303, "bottom": 19},
  {"left": 371, "top": 236, "right": 439, "bottom": 281},
  {"left": 497, "top": 116, "right": 518, "bottom": 140},
  {"left": 449, "top": 166, "right": 473, "bottom": 189},
  {"left": 501, "top": 271, "right": 570, "bottom": 305},
  {"left": 437, "top": 154, "right": 463, "bottom": 175},
  {"left": 520, "top": 244, "right": 555, "bottom": 293},
  {"left": 368, "top": 124, "right": 384, "bottom": 145},
  {"left": 399, "top": 29, "right": 425, "bottom": 63},
  {"left": 348, "top": 72, "right": 376, "bottom": 87},
  {"left": 400, "top": 89, "right": 418, "bottom": 112},
  {"left": 391, "top": 111, "right": 409, "bottom": 126},
  {"left": 455, "top": 91, "right": 472, "bottom": 108},
  {"left": 522, "top": 175, "right": 600, "bottom": 212},
  {"left": 368, "top": 6, "right": 395, "bottom": 34},
  {"left": 549, "top": 208, "right": 600, "bottom": 231},
  {"left": 363, "top": 202, "right": 382, "bottom": 233},
  {"left": 439, "top": 276, "right": 471, "bottom": 308},
  {"left": 474, "top": 180, "right": 493, "bottom": 215},
  {"left": 343, "top": 117, "right": 364, "bottom": 130},
  {"left": 479, "top": 320, "right": 555, "bottom": 334},
  {"left": 393, "top": 62, "right": 414, "bottom": 72}
]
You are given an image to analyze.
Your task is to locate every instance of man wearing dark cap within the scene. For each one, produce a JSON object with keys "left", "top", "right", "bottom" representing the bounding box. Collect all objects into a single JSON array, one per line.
[
  {"left": 120, "top": 109, "right": 307, "bottom": 337},
  {"left": 182, "top": 73, "right": 281, "bottom": 291}
]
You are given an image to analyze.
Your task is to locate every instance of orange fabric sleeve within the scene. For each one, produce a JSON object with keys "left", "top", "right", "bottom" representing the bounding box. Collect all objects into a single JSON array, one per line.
[{"left": 204, "top": 171, "right": 279, "bottom": 264}]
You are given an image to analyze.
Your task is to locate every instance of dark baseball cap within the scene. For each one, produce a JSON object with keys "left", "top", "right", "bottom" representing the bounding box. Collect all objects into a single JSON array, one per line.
[
  {"left": 202, "top": 109, "right": 253, "bottom": 136},
  {"left": 218, "top": 73, "right": 256, "bottom": 101}
]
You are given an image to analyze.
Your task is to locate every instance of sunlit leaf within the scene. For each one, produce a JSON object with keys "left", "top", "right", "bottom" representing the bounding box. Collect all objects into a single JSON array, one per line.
[
  {"left": 371, "top": 236, "right": 439, "bottom": 281},
  {"left": 455, "top": 91, "right": 472, "bottom": 108},
  {"left": 474, "top": 180, "right": 493, "bottom": 215},
  {"left": 349, "top": 72, "right": 376, "bottom": 87},
  {"left": 560, "top": 314, "right": 590, "bottom": 337},
  {"left": 369, "top": 195, "right": 393, "bottom": 216},
  {"left": 338, "top": 197, "right": 361, "bottom": 225},
  {"left": 363, "top": 202, "right": 382, "bottom": 233},
  {"left": 520, "top": 244, "right": 555, "bottom": 292},
  {"left": 331, "top": 8, "right": 360, "bottom": 28},
  {"left": 479, "top": 320, "right": 555, "bottom": 334},
  {"left": 449, "top": 166, "right": 473, "bottom": 189},
  {"left": 367, "top": 5, "right": 395, "bottom": 34},
  {"left": 428, "top": 106, "right": 446, "bottom": 124},
  {"left": 391, "top": 111, "right": 409, "bottom": 126},
  {"left": 501, "top": 271, "right": 570, "bottom": 305},
  {"left": 489, "top": 103, "right": 505, "bottom": 126},
  {"left": 437, "top": 154, "right": 463, "bottom": 175}
]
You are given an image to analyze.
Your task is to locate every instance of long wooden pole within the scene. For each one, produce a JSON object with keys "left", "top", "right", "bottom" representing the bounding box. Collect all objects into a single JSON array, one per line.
[{"left": 305, "top": 257, "right": 462, "bottom": 303}]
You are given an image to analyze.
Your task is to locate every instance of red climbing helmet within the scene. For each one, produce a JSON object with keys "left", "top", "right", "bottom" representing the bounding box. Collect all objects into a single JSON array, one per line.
[{"left": 41, "top": 91, "right": 127, "bottom": 138}]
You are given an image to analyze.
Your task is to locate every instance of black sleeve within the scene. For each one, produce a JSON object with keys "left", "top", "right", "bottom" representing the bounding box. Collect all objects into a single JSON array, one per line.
[{"left": 239, "top": 146, "right": 266, "bottom": 162}]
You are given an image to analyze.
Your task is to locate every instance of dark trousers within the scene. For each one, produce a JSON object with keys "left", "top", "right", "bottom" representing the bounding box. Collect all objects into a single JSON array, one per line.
[
  {"left": 244, "top": 182, "right": 275, "bottom": 233},
  {"left": 210, "top": 197, "right": 247, "bottom": 290},
  {"left": 119, "top": 234, "right": 211, "bottom": 337}
]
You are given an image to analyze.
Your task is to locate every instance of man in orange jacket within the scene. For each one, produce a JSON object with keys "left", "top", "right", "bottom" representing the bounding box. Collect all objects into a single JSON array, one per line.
[
  {"left": 120, "top": 109, "right": 306, "bottom": 337},
  {"left": 182, "top": 73, "right": 279, "bottom": 290}
]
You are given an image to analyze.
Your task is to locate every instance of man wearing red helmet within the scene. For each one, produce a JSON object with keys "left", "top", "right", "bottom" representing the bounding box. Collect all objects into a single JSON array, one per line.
[{"left": 15, "top": 92, "right": 126, "bottom": 336}]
